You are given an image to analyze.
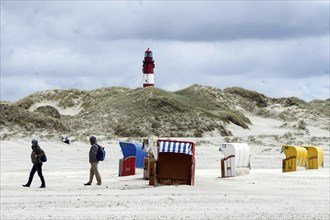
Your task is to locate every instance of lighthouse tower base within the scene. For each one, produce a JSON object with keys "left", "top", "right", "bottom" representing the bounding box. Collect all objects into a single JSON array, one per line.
[{"left": 143, "top": 73, "right": 154, "bottom": 87}]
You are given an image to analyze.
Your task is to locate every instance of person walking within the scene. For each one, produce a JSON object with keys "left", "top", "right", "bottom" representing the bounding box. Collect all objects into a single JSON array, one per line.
[
  {"left": 23, "top": 139, "right": 46, "bottom": 188},
  {"left": 84, "top": 136, "right": 102, "bottom": 186}
]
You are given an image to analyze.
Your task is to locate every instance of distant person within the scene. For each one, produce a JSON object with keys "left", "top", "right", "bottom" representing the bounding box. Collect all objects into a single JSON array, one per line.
[
  {"left": 23, "top": 139, "right": 46, "bottom": 188},
  {"left": 84, "top": 136, "right": 102, "bottom": 186},
  {"left": 142, "top": 138, "right": 149, "bottom": 150},
  {"left": 62, "top": 136, "right": 70, "bottom": 144}
]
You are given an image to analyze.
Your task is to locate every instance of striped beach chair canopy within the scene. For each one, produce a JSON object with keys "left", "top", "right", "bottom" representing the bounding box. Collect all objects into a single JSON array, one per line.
[{"left": 158, "top": 140, "right": 193, "bottom": 155}]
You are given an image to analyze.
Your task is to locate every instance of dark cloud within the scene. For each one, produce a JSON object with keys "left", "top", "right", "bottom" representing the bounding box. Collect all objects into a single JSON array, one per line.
[{"left": 2, "top": 1, "right": 328, "bottom": 41}]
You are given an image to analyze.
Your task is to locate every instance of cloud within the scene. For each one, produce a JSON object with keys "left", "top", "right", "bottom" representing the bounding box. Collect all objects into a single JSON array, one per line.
[
  {"left": 2, "top": 1, "right": 328, "bottom": 42},
  {"left": 1, "top": 1, "right": 329, "bottom": 101}
]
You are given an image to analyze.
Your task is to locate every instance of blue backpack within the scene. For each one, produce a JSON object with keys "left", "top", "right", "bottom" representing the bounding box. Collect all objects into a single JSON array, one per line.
[{"left": 96, "top": 144, "right": 106, "bottom": 161}]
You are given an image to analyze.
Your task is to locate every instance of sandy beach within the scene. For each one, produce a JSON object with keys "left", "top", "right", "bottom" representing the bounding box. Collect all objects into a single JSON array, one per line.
[{"left": 1, "top": 136, "right": 329, "bottom": 220}]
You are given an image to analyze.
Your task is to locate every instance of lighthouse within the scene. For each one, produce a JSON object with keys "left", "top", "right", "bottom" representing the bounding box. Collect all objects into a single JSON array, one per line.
[{"left": 142, "top": 48, "right": 155, "bottom": 87}]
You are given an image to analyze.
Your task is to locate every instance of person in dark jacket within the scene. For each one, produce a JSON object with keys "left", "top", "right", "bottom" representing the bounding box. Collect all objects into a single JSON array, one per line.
[
  {"left": 62, "top": 136, "right": 70, "bottom": 144},
  {"left": 23, "top": 139, "right": 46, "bottom": 188},
  {"left": 84, "top": 136, "right": 102, "bottom": 186}
]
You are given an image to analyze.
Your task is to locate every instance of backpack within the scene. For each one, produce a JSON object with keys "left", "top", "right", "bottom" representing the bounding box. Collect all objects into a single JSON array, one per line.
[
  {"left": 41, "top": 154, "right": 47, "bottom": 162},
  {"left": 96, "top": 144, "right": 106, "bottom": 161}
]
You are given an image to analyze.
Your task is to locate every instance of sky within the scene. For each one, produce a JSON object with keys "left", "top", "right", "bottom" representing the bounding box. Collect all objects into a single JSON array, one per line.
[{"left": 1, "top": 1, "right": 329, "bottom": 102}]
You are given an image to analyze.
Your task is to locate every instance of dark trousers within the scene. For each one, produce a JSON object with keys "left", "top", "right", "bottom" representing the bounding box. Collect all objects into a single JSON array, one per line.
[{"left": 26, "top": 163, "right": 45, "bottom": 187}]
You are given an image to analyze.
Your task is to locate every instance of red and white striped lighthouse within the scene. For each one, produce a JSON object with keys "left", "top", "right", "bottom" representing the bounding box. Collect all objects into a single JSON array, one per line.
[{"left": 142, "top": 48, "right": 155, "bottom": 87}]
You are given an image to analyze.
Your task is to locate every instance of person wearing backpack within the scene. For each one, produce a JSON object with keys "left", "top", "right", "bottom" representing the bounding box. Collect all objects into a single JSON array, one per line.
[
  {"left": 84, "top": 136, "right": 102, "bottom": 186},
  {"left": 22, "top": 139, "right": 46, "bottom": 188}
]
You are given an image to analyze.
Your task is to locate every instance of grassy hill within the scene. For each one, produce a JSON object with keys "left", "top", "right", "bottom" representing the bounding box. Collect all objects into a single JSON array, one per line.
[{"left": 1, "top": 85, "right": 329, "bottom": 140}]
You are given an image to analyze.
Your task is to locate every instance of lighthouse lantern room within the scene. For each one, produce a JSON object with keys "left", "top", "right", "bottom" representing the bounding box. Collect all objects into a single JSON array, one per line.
[{"left": 142, "top": 48, "right": 155, "bottom": 87}]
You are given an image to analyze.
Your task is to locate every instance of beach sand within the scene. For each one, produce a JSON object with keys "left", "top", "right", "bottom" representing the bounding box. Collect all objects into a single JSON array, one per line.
[{"left": 1, "top": 137, "right": 329, "bottom": 220}]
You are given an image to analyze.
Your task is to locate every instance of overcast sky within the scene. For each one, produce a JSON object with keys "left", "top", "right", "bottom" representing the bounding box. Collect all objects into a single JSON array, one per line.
[{"left": 1, "top": 1, "right": 329, "bottom": 102}]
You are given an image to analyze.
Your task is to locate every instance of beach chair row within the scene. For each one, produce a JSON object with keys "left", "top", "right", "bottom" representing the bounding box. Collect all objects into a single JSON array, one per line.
[
  {"left": 117, "top": 139, "right": 324, "bottom": 187},
  {"left": 281, "top": 145, "right": 324, "bottom": 172}
]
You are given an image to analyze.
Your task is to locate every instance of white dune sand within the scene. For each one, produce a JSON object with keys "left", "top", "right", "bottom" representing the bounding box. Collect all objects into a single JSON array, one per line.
[
  {"left": 29, "top": 102, "right": 82, "bottom": 116},
  {"left": 1, "top": 135, "right": 329, "bottom": 220}
]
